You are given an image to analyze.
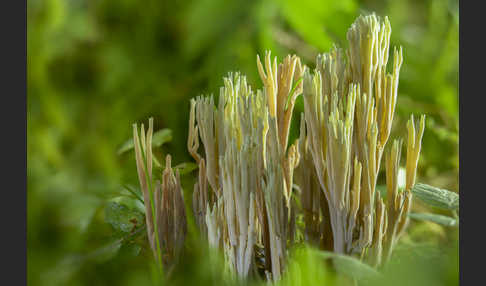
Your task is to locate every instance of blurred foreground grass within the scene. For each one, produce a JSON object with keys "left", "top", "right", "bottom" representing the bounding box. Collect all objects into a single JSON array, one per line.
[{"left": 27, "top": 0, "right": 458, "bottom": 285}]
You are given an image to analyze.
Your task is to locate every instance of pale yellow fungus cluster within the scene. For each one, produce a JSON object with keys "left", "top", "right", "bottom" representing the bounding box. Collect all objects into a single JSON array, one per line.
[{"left": 134, "top": 13, "right": 426, "bottom": 281}]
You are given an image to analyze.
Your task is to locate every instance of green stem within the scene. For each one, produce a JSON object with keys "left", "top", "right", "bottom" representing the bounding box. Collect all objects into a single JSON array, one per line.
[{"left": 123, "top": 184, "right": 145, "bottom": 204}]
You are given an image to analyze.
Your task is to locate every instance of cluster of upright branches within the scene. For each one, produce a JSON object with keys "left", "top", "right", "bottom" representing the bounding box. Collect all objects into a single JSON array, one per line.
[
  {"left": 134, "top": 13, "right": 425, "bottom": 281},
  {"left": 188, "top": 55, "right": 303, "bottom": 279},
  {"left": 300, "top": 15, "right": 425, "bottom": 268},
  {"left": 133, "top": 118, "right": 187, "bottom": 271}
]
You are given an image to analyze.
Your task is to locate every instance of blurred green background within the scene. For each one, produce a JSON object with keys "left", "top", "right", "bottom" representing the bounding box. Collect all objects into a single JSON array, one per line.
[{"left": 27, "top": 0, "right": 458, "bottom": 285}]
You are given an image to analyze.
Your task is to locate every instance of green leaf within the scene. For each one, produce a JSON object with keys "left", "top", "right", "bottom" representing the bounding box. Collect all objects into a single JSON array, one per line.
[
  {"left": 117, "top": 139, "right": 135, "bottom": 155},
  {"left": 152, "top": 129, "right": 173, "bottom": 147},
  {"left": 411, "top": 183, "right": 459, "bottom": 210},
  {"left": 117, "top": 128, "right": 172, "bottom": 155},
  {"left": 409, "top": 212, "right": 458, "bottom": 227},
  {"left": 122, "top": 184, "right": 144, "bottom": 204},
  {"left": 118, "top": 242, "right": 142, "bottom": 258},
  {"left": 285, "top": 76, "right": 304, "bottom": 110},
  {"left": 104, "top": 201, "right": 144, "bottom": 236},
  {"left": 314, "top": 250, "right": 380, "bottom": 280},
  {"left": 173, "top": 162, "right": 198, "bottom": 175}
]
